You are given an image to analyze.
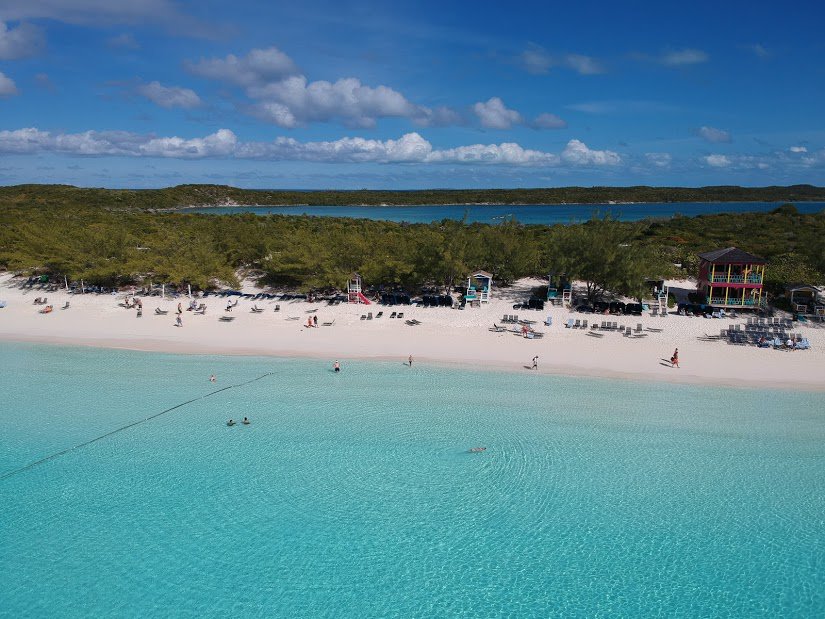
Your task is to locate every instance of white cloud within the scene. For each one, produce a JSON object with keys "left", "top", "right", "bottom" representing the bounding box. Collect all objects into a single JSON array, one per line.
[
  {"left": 0, "top": 1, "right": 215, "bottom": 36},
  {"left": 427, "top": 142, "right": 558, "bottom": 165},
  {"left": 660, "top": 48, "right": 709, "bottom": 66},
  {"left": 0, "top": 20, "right": 44, "bottom": 59},
  {"left": 473, "top": 97, "right": 522, "bottom": 130},
  {"left": 413, "top": 105, "right": 464, "bottom": 127},
  {"left": 249, "top": 76, "right": 421, "bottom": 129},
  {"left": 519, "top": 45, "right": 604, "bottom": 75},
  {"left": 789, "top": 146, "right": 807, "bottom": 153},
  {"left": 0, "top": 71, "right": 18, "bottom": 96},
  {"left": 704, "top": 154, "right": 731, "bottom": 167},
  {"left": 561, "top": 139, "right": 621, "bottom": 165},
  {"left": 645, "top": 153, "right": 672, "bottom": 168},
  {"left": 186, "top": 47, "right": 300, "bottom": 87},
  {"left": 520, "top": 45, "right": 553, "bottom": 75},
  {"left": 531, "top": 113, "right": 567, "bottom": 129},
  {"left": 0, "top": 126, "right": 622, "bottom": 167},
  {"left": 136, "top": 81, "right": 201, "bottom": 109},
  {"left": 563, "top": 54, "right": 604, "bottom": 75},
  {"left": 698, "top": 126, "right": 731, "bottom": 143}
]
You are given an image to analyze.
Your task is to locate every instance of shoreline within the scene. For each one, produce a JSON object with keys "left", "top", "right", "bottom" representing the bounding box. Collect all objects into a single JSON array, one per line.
[
  {"left": 169, "top": 199, "right": 825, "bottom": 211},
  {"left": 2, "top": 273, "right": 823, "bottom": 392},
  {"left": 3, "top": 334, "right": 823, "bottom": 392}
]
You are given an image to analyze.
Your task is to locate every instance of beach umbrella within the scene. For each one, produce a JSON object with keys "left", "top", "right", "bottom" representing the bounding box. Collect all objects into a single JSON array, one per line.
[
  {"left": 162, "top": 284, "right": 165, "bottom": 299},
  {"left": 64, "top": 275, "right": 69, "bottom": 290},
  {"left": 188, "top": 284, "right": 192, "bottom": 298}
]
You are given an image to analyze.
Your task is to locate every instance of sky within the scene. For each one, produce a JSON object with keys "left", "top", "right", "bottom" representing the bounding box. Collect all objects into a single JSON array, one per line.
[{"left": 0, "top": 0, "right": 823, "bottom": 189}]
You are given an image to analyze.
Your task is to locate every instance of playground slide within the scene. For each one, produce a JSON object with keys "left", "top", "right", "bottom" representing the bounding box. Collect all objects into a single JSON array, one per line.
[{"left": 356, "top": 292, "right": 371, "bottom": 305}]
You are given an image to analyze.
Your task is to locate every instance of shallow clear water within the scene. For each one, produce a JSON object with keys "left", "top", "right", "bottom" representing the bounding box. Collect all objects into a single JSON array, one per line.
[
  {"left": 1, "top": 342, "right": 824, "bottom": 617},
  {"left": 186, "top": 201, "right": 825, "bottom": 224}
]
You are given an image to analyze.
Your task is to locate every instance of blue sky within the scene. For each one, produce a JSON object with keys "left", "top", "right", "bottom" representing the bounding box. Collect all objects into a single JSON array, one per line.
[{"left": 0, "top": 0, "right": 823, "bottom": 188}]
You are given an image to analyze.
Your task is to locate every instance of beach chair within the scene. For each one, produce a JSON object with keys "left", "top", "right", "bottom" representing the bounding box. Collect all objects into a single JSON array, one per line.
[
  {"left": 582, "top": 319, "right": 588, "bottom": 329},
  {"left": 360, "top": 314, "right": 366, "bottom": 320},
  {"left": 322, "top": 319, "right": 335, "bottom": 327},
  {"left": 367, "top": 312, "right": 373, "bottom": 320},
  {"left": 397, "top": 312, "right": 404, "bottom": 319},
  {"left": 490, "top": 324, "right": 506, "bottom": 332},
  {"left": 61, "top": 301, "right": 70, "bottom": 310},
  {"left": 390, "top": 311, "right": 397, "bottom": 319},
  {"left": 573, "top": 319, "right": 581, "bottom": 329},
  {"left": 502, "top": 314, "right": 509, "bottom": 323},
  {"left": 612, "top": 321, "right": 618, "bottom": 331},
  {"left": 376, "top": 311, "right": 383, "bottom": 318},
  {"left": 513, "top": 315, "right": 519, "bottom": 323},
  {"left": 591, "top": 322, "right": 599, "bottom": 330},
  {"left": 651, "top": 306, "right": 659, "bottom": 317},
  {"left": 219, "top": 316, "right": 235, "bottom": 322},
  {"left": 624, "top": 327, "right": 632, "bottom": 336},
  {"left": 155, "top": 308, "right": 168, "bottom": 315},
  {"left": 635, "top": 323, "right": 642, "bottom": 333},
  {"left": 273, "top": 304, "right": 280, "bottom": 312},
  {"left": 565, "top": 318, "right": 574, "bottom": 328},
  {"left": 544, "top": 316, "right": 552, "bottom": 327},
  {"left": 586, "top": 331, "right": 604, "bottom": 338}
]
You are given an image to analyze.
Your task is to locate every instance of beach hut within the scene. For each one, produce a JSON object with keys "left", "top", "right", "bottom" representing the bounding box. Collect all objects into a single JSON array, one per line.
[
  {"left": 785, "top": 283, "right": 822, "bottom": 315},
  {"left": 697, "top": 247, "right": 766, "bottom": 309},
  {"left": 347, "top": 273, "right": 371, "bottom": 304},
  {"left": 465, "top": 271, "right": 492, "bottom": 306}
]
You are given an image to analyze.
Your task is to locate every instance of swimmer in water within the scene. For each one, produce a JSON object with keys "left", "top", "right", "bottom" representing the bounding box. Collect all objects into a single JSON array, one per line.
[
  {"left": 209, "top": 374, "right": 216, "bottom": 382},
  {"left": 242, "top": 417, "right": 250, "bottom": 425},
  {"left": 469, "top": 447, "right": 487, "bottom": 453},
  {"left": 227, "top": 419, "right": 236, "bottom": 426}
]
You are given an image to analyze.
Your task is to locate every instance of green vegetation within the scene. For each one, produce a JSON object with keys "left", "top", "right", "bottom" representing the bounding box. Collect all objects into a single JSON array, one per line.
[
  {"left": 1, "top": 183, "right": 825, "bottom": 210},
  {"left": 1, "top": 197, "right": 823, "bottom": 298}
]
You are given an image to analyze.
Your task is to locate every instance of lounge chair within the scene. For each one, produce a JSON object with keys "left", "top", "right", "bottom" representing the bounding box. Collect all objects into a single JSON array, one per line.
[
  {"left": 544, "top": 316, "right": 552, "bottom": 326},
  {"left": 273, "top": 304, "right": 280, "bottom": 312},
  {"left": 155, "top": 308, "right": 168, "bottom": 315},
  {"left": 635, "top": 323, "right": 642, "bottom": 333},
  {"left": 586, "top": 331, "right": 604, "bottom": 338},
  {"left": 376, "top": 311, "right": 383, "bottom": 318},
  {"left": 397, "top": 312, "right": 404, "bottom": 319},
  {"left": 490, "top": 324, "right": 506, "bottom": 332},
  {"left": 39, "top": 305, "right": 54, "bottom": 314},
  {"left": 624, "top": 327, "right": 632, "bottom": 336},
  {"left": 219, "top": 315, "right": 235, "bottom": 322},
  {"left": 360, "top": 314, "right": 366, "bottom": 320},
  {"left": 251, "top": 305, "right": 264, "bottom": 313},
  {"left": 367, "top": 312, "right": 373, "bottom": 320},
  {"left": 612, "top": 322, "right": 618, "bottom": 331},
  {"left": 322, "top": 319, "right": 335, "bottom": 327},
  {"left": 61, "top": 301, "right": 70, "bottom": 310},
  {"left": 390, "top": 311, "right": 397, "bottom": 318},
  {"left": 581, "top": 319, "right": 588, "bottom": 329},
  {"left": 565, "top": 318, "right": 574, "bottom": 329},
  {"left": 502, "top": 314, "right": 510, "bottom": 323},
  {"left": 573, "top": 319, "right": 581, "bottom": 329}
]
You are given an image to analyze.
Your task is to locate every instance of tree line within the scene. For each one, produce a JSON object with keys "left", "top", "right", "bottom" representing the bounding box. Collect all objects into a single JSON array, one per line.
[
  {"left": 0, "top": 202, "right": 823, "bottom": 301},
  {"left": 1, "top": 183, "right": 825, "bottom": 210}
]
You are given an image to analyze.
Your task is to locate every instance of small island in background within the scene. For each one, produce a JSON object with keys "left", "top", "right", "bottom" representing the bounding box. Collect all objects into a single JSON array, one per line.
[{"left": 2, "top": 183, "right": 825, "bottom": 210}]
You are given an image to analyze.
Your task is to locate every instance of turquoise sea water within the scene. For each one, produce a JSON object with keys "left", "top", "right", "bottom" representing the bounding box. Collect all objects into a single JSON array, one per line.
[
  {"left": 186, "top": 201, "right": 825, "bottom": 224},
  {"left": 1, "top": 342, "right": 824, "bottom": 617}
]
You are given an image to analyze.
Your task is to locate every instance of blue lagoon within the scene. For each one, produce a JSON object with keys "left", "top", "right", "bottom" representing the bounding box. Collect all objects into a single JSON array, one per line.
[{"left": 1, "top": 343, "right": 824, "bottom": 617}]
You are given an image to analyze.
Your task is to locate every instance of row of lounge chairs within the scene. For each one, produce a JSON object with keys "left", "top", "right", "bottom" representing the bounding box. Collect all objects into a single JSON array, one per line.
[
  {"left": 501, "top": 315, "right": 520, "bottom": 323},
  {"left": 360, "top": 311, "right": 386, "bottom": 320}
]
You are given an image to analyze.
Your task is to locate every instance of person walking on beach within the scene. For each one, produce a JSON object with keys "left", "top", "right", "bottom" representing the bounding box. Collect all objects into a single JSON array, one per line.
[
  {"left": 313, "top": 315, "right": 318, "bottom": 327},
  {"left": 177, "top": 302, "right": 183, "bottom": 315},
  {"left": 532, "top": 356, "right": 538, "bottom": 370},
  {"left": 670, "top": 348, "right": 679, "bottom": 368},
  {"left": 408, "top": 354, "right": 413, "bottom": 367},
  {"left": 175, "top": 315, "right": 183, "bottom": 327}
]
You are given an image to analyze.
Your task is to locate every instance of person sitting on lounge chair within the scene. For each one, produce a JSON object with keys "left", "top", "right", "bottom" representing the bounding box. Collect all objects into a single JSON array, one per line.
[{"left": 39, "top": 305, "right": 53, "bottom": 314}]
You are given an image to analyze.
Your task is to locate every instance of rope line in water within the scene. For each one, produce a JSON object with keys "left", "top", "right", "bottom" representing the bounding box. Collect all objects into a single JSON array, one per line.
[{"left": 0, "top": 372, "right": 274, "bottom": 481}]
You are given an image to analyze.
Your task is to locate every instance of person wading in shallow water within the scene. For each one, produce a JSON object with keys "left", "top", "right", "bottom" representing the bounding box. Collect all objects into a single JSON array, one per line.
[
  {"left": 408, "top": 355, "right": 413, "bottom": 367},
  {"left": 333, "top": 360, "right": 340, "bottom": 373}
]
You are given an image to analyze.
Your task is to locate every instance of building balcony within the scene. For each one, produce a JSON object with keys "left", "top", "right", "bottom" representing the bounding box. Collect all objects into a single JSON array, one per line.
[
  {"left": 710, "top": 275, "right": 763, "bottom": 284},
  {"left": 709, "top": 296, "right": 766, "bottom": 307}
]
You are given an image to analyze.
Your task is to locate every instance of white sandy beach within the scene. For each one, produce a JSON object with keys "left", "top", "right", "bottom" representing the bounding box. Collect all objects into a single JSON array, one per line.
[{"left": 1, "top": 273, "right": 822, "bottom": 391}]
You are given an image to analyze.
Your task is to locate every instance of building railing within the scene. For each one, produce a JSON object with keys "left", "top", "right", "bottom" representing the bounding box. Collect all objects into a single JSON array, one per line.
[
  {"left": 709, "top": 297, "right": 766, "bottom": 307},
  {"left": 710, "top": 275, "right": 763, "bottom": 284}
]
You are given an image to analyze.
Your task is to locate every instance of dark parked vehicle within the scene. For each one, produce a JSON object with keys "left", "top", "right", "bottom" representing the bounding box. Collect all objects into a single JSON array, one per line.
[
  {"left": 625, "top": 303, "right": 643, "bottom": 315},
  {"left": 575, "top": 304, "right": 594, "bottom": 313}
]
